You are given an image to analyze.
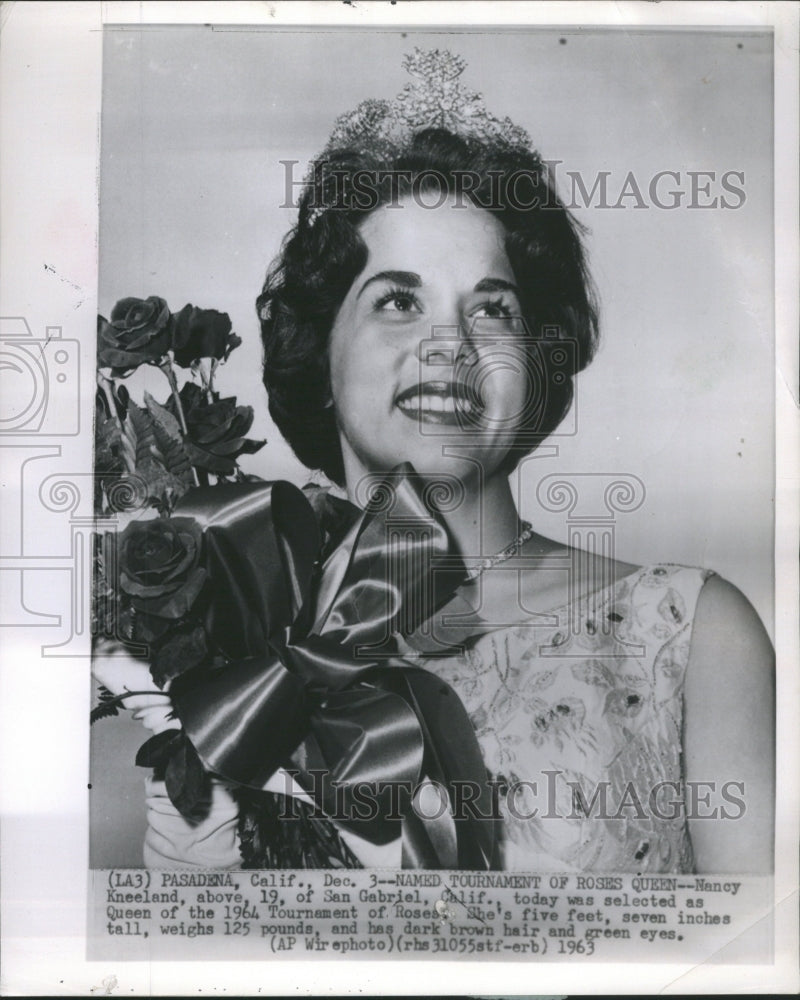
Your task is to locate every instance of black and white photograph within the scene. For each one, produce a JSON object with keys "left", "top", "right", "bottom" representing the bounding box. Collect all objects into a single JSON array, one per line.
[
  {"left": 1, "top": 1, "right": 798, "bottom": 994},
  {"left": 91, "top": 14, "right": 777, "bottom": 874}
]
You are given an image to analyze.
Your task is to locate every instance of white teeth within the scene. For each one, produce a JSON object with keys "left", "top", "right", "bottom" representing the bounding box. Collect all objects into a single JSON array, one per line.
[
  {"left": 397, "top": 393, "right": 480, "bottom": 414},
  {"left": 397, "top": 394, "right": 443, "bottom": 411}
]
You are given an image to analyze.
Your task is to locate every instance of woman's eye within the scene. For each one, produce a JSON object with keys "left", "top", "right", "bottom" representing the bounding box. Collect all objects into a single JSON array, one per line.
[
  {"left": 472, "top": 299, "right": 515, "bottom": 320},
  {"left": 374, "top": 289, "right": 421, "bottom": 314}
]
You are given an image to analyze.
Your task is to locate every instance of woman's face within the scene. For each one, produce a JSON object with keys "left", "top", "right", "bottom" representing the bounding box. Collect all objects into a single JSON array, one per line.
[{"left": 328, "top": 195, "right": 536, "bottom": 492}]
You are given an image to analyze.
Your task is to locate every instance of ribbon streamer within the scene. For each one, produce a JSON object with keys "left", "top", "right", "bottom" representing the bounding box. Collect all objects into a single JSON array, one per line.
[{"left": 171, "top": 466, "right": 497, "bottom": 869}]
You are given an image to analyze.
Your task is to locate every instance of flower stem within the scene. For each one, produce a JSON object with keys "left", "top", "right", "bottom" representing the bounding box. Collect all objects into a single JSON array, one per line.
[
  {"left": 118, "top": 689, "right": 170, "bottom": 701},
  {"left": 159, "top": 356, "right": 188, "bottom": 433},
  {"left": 159, "top": 356, "right": 200, "bottom": 487}
]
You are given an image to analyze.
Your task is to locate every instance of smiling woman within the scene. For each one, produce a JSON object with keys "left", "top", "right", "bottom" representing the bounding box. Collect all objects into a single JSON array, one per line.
[
  {"left": 331, "top": 199, "right": 542, "bottom": 485},
  {"left": 259, "top": 125, "right": 597, "bottom": 492},
  {"left": 94, "top": 45, "right": 774, "bottom": 876}
]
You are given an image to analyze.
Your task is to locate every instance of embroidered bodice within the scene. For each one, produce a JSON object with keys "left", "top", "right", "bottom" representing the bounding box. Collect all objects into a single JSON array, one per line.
[{"left": 411, "top": 564, "right": 713, "bottom": 872}]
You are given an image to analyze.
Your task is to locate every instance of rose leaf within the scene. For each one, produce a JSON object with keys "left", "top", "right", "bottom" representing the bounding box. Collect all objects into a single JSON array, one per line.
[
  {"left": 151, "top": 625, "right": 209, "bottom": 688},
  {"left": 129, "top": 607, "right": 172, "bottom": 646},
  {"left": 145, "top": 393, "right": 195, "bottom": 486},
  {"left": 183, "top": 440, "right": 238, "bottom": 476},
  {"left": 165, "top": 734, "right": 212, "bottom": 821},
  {"left": 144, "top": 390, "right": 182, "bottom": 440},
  {"left": 135, "top": 729, "right": 182, "bottom": 775},
  {"left": 241, "top": 437, "right": 267, "bottom": 456},
  {"left": 124, "top": 400, "right": 161, "bottom": 470}
]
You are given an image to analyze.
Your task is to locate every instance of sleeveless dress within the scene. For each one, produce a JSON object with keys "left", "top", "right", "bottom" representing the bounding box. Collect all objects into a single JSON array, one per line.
[
  {"left": 142, "top": 563, "right": 712, "bottom": 872},
  {"left": 405, "top": 563, "right": 713, "bottom": 872}
]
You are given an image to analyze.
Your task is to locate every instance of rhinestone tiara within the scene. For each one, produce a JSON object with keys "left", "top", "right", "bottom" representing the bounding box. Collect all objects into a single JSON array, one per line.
[
  {"left": 324, "top": 47, "right": 534, "bottom": 154},
  {"left": 305, "top": 48, "right": 538, "bottom": 223}
]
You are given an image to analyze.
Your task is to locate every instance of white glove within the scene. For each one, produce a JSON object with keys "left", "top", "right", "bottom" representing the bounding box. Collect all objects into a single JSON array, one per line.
[
  {"left": 93, "top": 641, "right": 240, "bottom": 868},
  {"left": 143, "top": 774, "right": 240, "bottom": 869},
  {"left": 92, "top": 642, "right": 176, "bottom": 735}
]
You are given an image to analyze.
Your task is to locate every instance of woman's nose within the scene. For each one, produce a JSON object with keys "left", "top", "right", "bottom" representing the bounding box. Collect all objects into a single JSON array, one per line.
[{"left": 416, "top": 313, "right": 474, "bottom": 368}]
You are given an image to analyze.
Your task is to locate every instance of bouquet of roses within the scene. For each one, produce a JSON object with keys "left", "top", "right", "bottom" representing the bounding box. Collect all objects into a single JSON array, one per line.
[
  {"left": 94, "top": 295, "right": 265, "bottom": 516},
  {"left": 92, "top": 296, "right": 267, "bottom": 822}
]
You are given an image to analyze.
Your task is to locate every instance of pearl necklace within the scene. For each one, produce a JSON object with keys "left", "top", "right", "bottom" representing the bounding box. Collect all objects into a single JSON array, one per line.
[{"left": 463, "top": 521, "right": 534, "bottom": 582}]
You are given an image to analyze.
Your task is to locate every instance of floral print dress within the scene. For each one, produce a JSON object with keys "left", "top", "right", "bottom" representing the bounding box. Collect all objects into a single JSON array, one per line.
[{"left": 410, "top": 564, "right": 713, "bottom": 872}]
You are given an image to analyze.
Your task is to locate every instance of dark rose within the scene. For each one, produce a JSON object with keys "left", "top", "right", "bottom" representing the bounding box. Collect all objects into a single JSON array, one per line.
[
  {"left": 98, "top": 297, "right": 172, "bottom": 373},
  {"left": 170, "top": 304, "right": 241, "bottom": 369},
  {"left": 118, "top": 516, "right": 206, "bottom": 620},
  {"left": 169, "top": 382, "right": 265, "bottom": 475}
]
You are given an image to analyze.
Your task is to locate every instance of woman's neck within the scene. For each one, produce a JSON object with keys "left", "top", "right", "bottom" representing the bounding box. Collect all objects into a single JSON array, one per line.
[
  {"left": 439, "top": 473, "right": 522, "bottom": 565},
  {"left": 342, "top": 456, "right": 524, "bottom": 562}
]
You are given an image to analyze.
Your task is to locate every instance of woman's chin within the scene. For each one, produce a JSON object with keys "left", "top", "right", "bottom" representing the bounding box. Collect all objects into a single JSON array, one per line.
[
  {"left": 340, "top": 429, "right": 513, "bottom": 494},
  {"left": 373, "top": 449, "right": 505, "bottom": 485}
]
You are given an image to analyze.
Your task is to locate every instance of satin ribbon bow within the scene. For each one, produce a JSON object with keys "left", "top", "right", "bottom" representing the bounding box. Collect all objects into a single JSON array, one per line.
[{"left": 171, "top": 466, "right": 497, "bottom": 869}]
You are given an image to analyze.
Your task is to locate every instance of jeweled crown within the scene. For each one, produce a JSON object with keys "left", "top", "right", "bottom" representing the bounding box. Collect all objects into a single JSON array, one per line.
[{"left": 318, "top": 47, "right": 535, "bottom": 159}]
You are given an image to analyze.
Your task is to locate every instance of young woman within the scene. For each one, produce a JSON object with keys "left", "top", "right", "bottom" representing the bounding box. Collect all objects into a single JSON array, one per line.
[{"left": 95, "top": 50, "right": 774, "bottom": 874}]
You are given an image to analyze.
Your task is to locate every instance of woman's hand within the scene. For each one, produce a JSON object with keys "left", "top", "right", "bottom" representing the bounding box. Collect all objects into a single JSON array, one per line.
[
  {"left": 93, "top": 640, "right": 241, "bottom": 868},
  {"left": 92, "top": 640, "right": 177, "bottom": 735},
  {"left": 143, "top": 774, "right": 240, "bottom": 869},
  {"left": 684, "top": 576, "right": 775, "bottom": 874}
]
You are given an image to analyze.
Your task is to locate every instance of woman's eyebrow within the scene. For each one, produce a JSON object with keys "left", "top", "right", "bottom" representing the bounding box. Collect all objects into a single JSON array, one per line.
[
  {"left": 356, "top": 272, "right": 519, "bottom": 299},
  {"left": 474, "top": 277, "right": 519, "bottom": 295},
  {"left": 356, "top": 270, "right": 421, "bottom": 298}
]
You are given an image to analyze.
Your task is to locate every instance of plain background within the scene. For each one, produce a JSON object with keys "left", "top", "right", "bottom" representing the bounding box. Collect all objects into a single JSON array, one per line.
[{"left": 92, "top": 25, "right": 775, "bottom": 868}]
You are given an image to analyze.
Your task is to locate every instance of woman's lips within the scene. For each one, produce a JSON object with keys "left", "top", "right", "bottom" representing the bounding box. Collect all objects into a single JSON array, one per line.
[{"left": 394, "top": 380, "right": 483, "bottom": 425}]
